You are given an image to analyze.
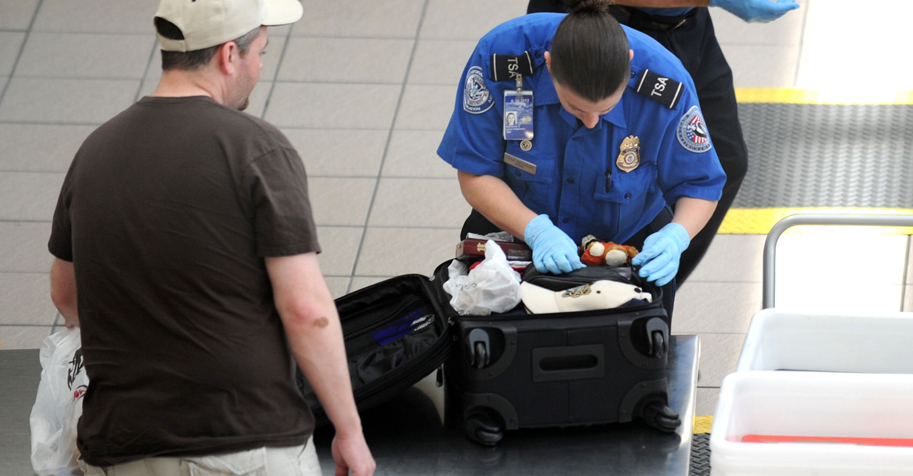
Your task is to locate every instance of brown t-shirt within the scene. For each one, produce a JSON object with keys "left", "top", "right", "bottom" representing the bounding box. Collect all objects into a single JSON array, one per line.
[{"left": 48, "top": 96, "right": 320, "bottom": 466}]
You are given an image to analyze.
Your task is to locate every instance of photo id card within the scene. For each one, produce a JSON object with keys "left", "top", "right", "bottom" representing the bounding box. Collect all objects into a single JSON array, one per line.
[{"left": 504, "top": 90, "right": 534, "bottom": 141}]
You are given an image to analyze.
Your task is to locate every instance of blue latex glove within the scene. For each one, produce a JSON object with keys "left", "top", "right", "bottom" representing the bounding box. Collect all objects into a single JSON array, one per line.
[
  {"left": 631, "top": 223, "right": 690, "bottom": 287},
  {"left": 709, "top": 0, "right": 800, "bottom": 23},
  {"left": 524, "top": 214, "right": 585, "bottom": 274}
]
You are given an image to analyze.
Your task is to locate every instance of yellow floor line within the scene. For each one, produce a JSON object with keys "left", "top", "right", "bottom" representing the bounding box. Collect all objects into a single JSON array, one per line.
[
  {"left": 720, "top": 208, "right": 913, "bottom": 235},
  {"left": 693, "top": 415, "right": 713, "bottom": 434},
  {"left": 736, "top": 88, "right": 913, "bottom": 105}
]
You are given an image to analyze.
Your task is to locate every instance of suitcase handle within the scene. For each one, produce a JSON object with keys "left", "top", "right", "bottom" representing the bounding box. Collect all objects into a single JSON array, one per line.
[
  {"left": 531, "top": 344, "right": 605, "bottom": 382},
  {"left": 762, "top": 214, "right": 913, "bottom": 309}
]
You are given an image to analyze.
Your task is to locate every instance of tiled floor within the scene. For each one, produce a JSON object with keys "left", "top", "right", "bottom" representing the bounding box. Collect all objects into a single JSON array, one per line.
[{"left": 1, "top": 0, "right": 911, "bottom": 423}]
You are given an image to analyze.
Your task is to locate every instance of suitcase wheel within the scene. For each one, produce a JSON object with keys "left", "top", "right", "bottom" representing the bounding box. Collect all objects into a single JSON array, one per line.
[
  {"left": 640, "top": 400, "right": 681, "bottom": 433},
  {"left": 651, "top": 331, "right": 665, "bottom": 359},
  {"left": 467, "top": 328, "right": 491, "bottom": 369},
  {"left": 464, "top": 409, "right": 504, "bottom": 446},
  {"left": 645, "top": 317, "right": 669, "bottom": 358}
]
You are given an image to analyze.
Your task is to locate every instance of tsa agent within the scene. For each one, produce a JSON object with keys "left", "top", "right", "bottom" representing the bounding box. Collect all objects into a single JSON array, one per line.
[
  {"left": 437, "top": 0, "right": 726, "bottom": 316},
  {"left": 527, "top": 0, "right": 800, "bottom": 286}
]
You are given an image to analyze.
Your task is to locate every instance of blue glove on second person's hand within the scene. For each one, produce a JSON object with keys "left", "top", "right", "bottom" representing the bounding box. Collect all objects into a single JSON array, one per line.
[
  {"left": 631, "top": 223, "right": 690, "bottom": 287},
  {"left": 709, "top": 0, "right": 800, "bottom": 23},
  {"left": 524, "top": 214, "right": 585, "bottom": 275}
]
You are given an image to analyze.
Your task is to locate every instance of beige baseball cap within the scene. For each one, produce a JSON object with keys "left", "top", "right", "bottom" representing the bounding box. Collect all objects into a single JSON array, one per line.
[
  {"left": 520, "top": 280, "right": 652, "bottom": 314},
  {"left": 155, "top": 0, "right": 303, "bottom": 52}
]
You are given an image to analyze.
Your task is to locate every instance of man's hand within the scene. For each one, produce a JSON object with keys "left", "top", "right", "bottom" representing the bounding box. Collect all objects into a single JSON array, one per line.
[
  {"left": 524, "top": 214, "right": 585, "bottom": 274},
  {"left": 632, "top": 223, "right": 690, "bottom": 286},
  {"left": 332, "top": 432, "right": 376, "bottom": 476},
  {"left": 709, "top": 0, "right": 799, "bottom": 23}
]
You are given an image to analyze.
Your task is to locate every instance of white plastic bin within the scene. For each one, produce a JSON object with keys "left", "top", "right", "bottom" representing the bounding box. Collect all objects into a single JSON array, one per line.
[
  {"left": 710, "top": 371, "right": 913, "bottom": 476},
  {"left": 737, "top": 309, "right": 913, "bottom": 373}
]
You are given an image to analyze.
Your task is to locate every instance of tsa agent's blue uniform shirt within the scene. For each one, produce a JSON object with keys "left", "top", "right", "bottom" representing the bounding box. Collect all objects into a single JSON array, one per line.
[{"left": 437, "top": 13, "right": 725, "bottom": 245}]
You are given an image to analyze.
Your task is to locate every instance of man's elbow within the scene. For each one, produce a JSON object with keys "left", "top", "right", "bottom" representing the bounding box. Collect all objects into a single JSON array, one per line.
[
  {"left": 278, "top": 298, "right": 334, "bottom": 331},
  {"left": 50, "top": 284, "right": 74, "bottom": 313}
]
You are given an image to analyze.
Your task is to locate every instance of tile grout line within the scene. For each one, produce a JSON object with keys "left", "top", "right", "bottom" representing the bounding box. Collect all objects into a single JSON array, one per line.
[
  {"left": 134, "top": 40, "right": 159, "bottom": 102},
  {"left": 0, "top": 0, "right": 45, "bottom": 111},
  {"left": 344, "top": 0, "right": 431, "bottom": 294},
  {"left": 259, "top": 24, "right": 296, "bottom": 120},
  {"left": 792, "top": 0, "right": 810, "bottom": 87}
]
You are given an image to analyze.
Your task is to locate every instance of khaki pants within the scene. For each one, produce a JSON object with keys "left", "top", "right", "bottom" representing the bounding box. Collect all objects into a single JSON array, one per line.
[{"left": 79, "top": 437, "right": 321, "bottom": 476}]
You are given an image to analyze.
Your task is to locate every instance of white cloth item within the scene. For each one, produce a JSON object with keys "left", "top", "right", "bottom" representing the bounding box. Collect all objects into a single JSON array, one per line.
[
  {"left": 521, "top": 280, "right": 652, "bottom": 314},
  {"left": 443, "top": 240, "right": 522, "bottom": 315}
]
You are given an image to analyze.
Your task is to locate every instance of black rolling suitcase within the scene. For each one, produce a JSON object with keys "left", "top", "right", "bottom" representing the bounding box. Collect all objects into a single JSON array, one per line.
[
  {"left": 442, "top": 265, "right": 680, "bottom": 445},
  {"left": 296, "top": 262, "right": 679, "bottom": 444}
]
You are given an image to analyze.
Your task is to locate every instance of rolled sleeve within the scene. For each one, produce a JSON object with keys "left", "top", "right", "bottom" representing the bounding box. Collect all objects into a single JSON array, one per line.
[{"left": 437, "top": 50, "right": 506, "bottom": 178}]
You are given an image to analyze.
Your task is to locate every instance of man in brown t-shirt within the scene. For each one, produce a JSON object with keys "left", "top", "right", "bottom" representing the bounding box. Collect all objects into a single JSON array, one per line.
[{"left": 47, "top": 0, "right": 375, "bottom": 474}]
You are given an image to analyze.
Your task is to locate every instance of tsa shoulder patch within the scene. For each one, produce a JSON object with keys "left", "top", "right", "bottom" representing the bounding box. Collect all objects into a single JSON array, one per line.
[
  {"left": 463, "top": 66, "right": 494, "bottom": 114},
  {"left": 677, "top": 105, "right": 712, "bottom": 153},
  {"left": 635, "top": 69, "right": 683, "bottom": 109}
]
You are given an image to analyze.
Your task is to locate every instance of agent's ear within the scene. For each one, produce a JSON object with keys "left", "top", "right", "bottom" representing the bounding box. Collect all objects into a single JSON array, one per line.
[
  {"left": 544, "top": 51, "right": 552, "bottom": 74},
  {"left": 629, "top": 49, "right": 634, "bottom": 61}
]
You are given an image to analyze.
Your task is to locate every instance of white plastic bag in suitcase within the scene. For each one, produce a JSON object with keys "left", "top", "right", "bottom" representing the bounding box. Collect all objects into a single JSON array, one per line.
[{"left": 30, "top": 327, "right": 88, "bottom": 476}]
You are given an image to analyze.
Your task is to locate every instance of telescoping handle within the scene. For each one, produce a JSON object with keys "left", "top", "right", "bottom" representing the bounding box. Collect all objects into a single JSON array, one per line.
[{"left": 762, "top": 213, "right": 913, "bottom": 309}]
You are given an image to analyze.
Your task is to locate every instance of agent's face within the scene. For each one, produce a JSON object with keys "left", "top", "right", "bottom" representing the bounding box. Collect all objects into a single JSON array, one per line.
[
  {"left": 544, "top": 49, "right": 632, "bottom": 129},
  {"left": 551, "top": 79, "right": 624, "bottom": 129},
  {"left": 231, "top": 27, "right": 268, "bottom": 111}
]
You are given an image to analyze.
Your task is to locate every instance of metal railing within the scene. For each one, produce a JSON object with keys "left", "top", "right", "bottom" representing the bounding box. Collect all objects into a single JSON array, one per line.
[{"left": 762, "top": 213, "right": 913, "bottom": 309}]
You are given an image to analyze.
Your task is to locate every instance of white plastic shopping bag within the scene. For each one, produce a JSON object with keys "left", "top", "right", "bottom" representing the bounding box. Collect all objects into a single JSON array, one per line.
[
  {"left": 443, "top": 240, "right": 522, "bottom": 315},
  {"left": 30, "top": 327, "right": 88, "bottom": 476}
]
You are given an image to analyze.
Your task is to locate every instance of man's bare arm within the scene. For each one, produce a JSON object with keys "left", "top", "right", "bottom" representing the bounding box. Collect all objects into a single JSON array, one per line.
[
  {"left": 50, "top": 258, "right": 79, "bottom": 329},
  {"left": 265, "top": 253, "right": 375, "bottom": 476}
]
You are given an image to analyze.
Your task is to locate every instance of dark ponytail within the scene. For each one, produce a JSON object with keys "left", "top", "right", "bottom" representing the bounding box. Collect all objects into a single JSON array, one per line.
[{"left": 550, "top": 0, "right": 630, "bottom": 102}]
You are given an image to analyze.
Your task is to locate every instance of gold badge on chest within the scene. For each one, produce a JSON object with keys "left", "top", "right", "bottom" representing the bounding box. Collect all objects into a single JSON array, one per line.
[
  {"left": 616, "top": 135, "right": 641, "bottom": 173},
  {"left": 520, "top": 139, "right": 533, "bottom": 151}
]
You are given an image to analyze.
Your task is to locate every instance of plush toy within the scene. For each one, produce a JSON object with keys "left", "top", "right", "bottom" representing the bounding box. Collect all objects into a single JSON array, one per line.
[{"left": 579, "top": 234, "right": 639, "bottom": 267}]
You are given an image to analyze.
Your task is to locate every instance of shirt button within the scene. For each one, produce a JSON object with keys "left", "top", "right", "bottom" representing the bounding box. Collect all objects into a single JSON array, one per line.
[
  {"left": 535, "top": 51, "right": 542, "bottom": 58},
  {"left": 572, "top": 137, "right": 580, "bottom": 141},
  {"left": 624, "top": 193, "right": 632, "bottom": 200},
  {"left": 562, "top": 218, "right": 570, "bottom": 224},
  {"left": 567, "top": 178, "right": 575, "bottom": 184},
  {"left": 515, "top": 170, "right": 521, "bottom": 177}
]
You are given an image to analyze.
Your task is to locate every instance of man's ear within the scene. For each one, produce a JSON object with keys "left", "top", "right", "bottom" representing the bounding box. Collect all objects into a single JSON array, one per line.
[
  {"left": 544, "top": 51, "right": 551, "bottom": 74},
  {"left": 629, "top": 49, "right": 634, "bottom": 61},
  {"left": 217, "top": 41, "right": 238, "bottom": 76}
]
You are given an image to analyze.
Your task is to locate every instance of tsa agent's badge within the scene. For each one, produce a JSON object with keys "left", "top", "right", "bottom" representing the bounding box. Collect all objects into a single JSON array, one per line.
[
  {"left": 677, "top": 105, "right": 712, "bottom": 153},
  {"left": 463, "top": 66, "right": 494, "bottom": 114},
  {"left": 616, "top": 135, "right": 641, "bottom": 173},
  {"left": 503, "top": 90, "right": 534, "bottom": 140}
]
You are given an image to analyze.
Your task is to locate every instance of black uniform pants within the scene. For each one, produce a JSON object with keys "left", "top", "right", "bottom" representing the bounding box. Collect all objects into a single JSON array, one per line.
[
  {"left": 526, "top": 2, "right": 749, "bottom": 286},
  {"left": 461, "top": 208, "right": 676, "bottom": 318}
]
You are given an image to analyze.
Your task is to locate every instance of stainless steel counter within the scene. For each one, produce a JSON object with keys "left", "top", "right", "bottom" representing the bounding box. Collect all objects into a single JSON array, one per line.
[
  {"left": 314, "top": 335, "right": 700, "bottom": 476},
  {"left": 0, "top": 335, "right": 699, "bottom": 476}
]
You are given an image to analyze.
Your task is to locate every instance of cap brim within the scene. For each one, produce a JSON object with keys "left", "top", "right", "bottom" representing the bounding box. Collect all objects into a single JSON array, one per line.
[
  {"left": 262, "top": 0, "right": 303, "bottom": 26},
  {"left": 520, "top": 282, "right": 560, "bottom": 314}
]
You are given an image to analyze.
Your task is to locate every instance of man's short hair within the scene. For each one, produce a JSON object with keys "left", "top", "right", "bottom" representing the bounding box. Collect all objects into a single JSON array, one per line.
[{"left": 155, "top": 18, "right": 260, "bottom": 71}]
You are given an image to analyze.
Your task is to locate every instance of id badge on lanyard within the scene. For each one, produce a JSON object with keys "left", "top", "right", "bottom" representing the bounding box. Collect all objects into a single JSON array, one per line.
[{"left": 503, "top": 75, "right": 534, "bottom": 146}]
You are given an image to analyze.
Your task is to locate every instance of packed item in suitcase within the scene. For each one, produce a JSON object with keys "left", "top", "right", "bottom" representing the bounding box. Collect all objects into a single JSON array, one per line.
[{"left": 296, "top": 241, "right": 680, "bottom": 445}]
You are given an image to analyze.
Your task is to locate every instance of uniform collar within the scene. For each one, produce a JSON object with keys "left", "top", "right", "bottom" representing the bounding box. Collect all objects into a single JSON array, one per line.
[{"left": 534, "top": 69, "right": 627, "bottom": 129}]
